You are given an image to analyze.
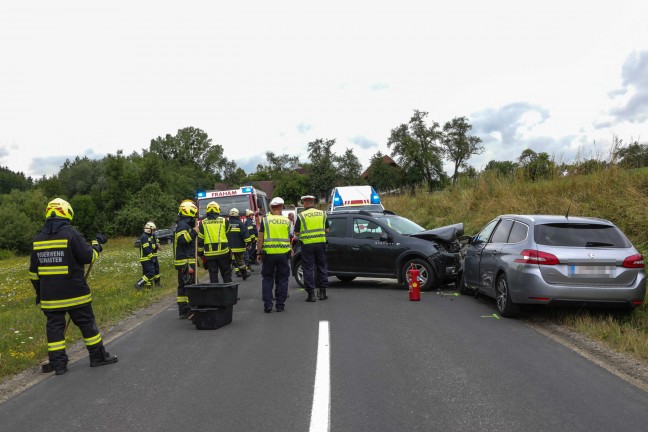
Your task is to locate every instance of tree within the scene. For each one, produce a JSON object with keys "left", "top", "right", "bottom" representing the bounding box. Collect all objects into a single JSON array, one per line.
[
  {"left": 483, "top": 160, "right": 517, "bottom": 176},
  {"left": 387, "top": 110, "right": 445, "bottom": 192},
  {"left": 441, "top": 116, "right": 484, "bottom": 185},
  {"left": 58, "top": 156, "right": 103, "bottom": 197},
  {"left": 365, "top": 151, "right": 403, "bottom": 192},
  {"left": 517, "top": 149, "right": 555, "bottom": 181},
  {"left": 615, "top": 141, "right": 648, "bottom": 169},
  {"left": 149, "top": 126, "right": 233, "bottom": 178},
  {"left": 0, "top": 166, "right": 32, "bottom": 193},
  {"left": 273, "top": 171, "right": 308, "bottom": 205},
  {"left": 0, "top": 189, "right": 49, "bottom": 253},
  {"left": 335, "top": 149, "right": 362, "bottom": 186},
  {"left": 307, "top": 138, "right": 338, "bottom": 200},
  {"left": 113, "top": 183, "right": 178, "bottom": 236}
]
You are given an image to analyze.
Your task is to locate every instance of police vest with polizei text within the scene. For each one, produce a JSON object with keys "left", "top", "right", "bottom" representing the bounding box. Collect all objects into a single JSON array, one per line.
[
  {"left": 262, "top": 215, "right": 291, "bottom": 254},
  {"left": 297, "top": 208, "right": 327, "bottom": 244}
]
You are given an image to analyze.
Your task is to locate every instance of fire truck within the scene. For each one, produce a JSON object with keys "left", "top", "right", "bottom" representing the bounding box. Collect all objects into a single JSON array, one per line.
[{"left": 196, "top": 186, "right": 269, "bottom": 219}]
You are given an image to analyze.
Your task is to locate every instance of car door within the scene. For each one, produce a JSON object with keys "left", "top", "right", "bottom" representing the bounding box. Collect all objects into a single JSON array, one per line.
[
  {"left": 324, "top": 216, "right": 351, "bottom": 272},
  {"left": 349, "top": 217, "right": 393, "bottom": 275},
  {"left": 464, "top": 219, "right": 498, "bottom": 289},
  {"left": 478, "top": 218, "right": 514, "bottom": 296}
]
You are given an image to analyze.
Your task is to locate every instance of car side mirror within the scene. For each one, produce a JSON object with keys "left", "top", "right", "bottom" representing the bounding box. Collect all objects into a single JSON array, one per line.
[
  {"left": 379, "top": 232, "right": 390, "bottom": 242},
  {"left": 458, "top": 235, "right": 472, "bottom": 245}
]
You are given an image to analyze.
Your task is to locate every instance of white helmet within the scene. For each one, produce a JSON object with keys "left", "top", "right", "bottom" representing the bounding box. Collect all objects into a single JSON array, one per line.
[
  {"left": 144, "top": 221, "right": 156, "bottom": 234},
  {"left": 270, "top": 197, "right": 284, "bottom": 206},
  {"left": 229, "top": 208, "right": 239, "bottom": 217}
]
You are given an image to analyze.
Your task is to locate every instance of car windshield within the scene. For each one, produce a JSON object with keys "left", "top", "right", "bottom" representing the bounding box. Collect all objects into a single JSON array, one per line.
[
  {"left": 375, "top": 215, "right": 425, "bottom": 235},
  {"left": 534, "top": 223, "right": 632, "bottom": 248},
  {"left": 198, "top": 196, "right": 251, "bottom": 218}
]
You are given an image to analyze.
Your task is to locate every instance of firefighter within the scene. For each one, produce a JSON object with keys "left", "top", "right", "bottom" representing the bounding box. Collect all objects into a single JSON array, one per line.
[
  {"left": 244, "top": 209, "right": 258, "bottom": 267},
  {"left": 135, "top": 222, "right": 157, "bottom": 289},
  {"left": 29, "top": 198, "right": 117, "bottom": 375},
  {"left": 151, "top": 222, "right": 162, "bottom": 287},
  {"left": 174, "top": 200, "right": 199, "bottom": 319},
  {"left": 294, "top": 194, "right": 330, "bottom": 301},
  {"left": 227, "top": 208, "right": 250, "bottom": 280},
  {"left": 256, "top": 197, "right": 292, "bottom": 313},
  {"left": 197, "top": 201, "right": 232, "bottom": 283}
]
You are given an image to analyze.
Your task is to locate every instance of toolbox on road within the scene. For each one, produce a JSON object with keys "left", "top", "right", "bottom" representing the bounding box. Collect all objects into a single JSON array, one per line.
[
  {"left": 191, "top": 306, "right": 233, "bottom": 330},
  {"left": 185, "top": 283, "right": 239, "bottom": 307}
]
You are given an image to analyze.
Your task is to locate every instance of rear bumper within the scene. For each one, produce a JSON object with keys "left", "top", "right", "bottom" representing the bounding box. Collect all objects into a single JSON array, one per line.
[{"left": 508, "top": 267, "right": 647, "bottom": 306}]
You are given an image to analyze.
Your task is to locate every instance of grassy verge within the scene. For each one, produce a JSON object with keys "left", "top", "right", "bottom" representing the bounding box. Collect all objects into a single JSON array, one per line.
[
  {"left": 0, "top": 237, "right": 177, "bottom": 381},
  {"left": 383, "top": 167, "right": 648, "bottom": 363}
]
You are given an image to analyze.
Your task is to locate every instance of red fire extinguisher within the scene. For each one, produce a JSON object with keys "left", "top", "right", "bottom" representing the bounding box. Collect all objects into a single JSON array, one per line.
[{"left": 408, "top": 265, "right": 420, "bottom": 301}]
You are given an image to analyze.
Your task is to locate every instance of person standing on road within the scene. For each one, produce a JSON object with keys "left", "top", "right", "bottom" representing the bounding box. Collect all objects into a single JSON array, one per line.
[
  {"left": 151, "top": 223, "right": 162, "bottom": 287},
  {"left": 174, "top": 200, "right": 199, "bottom": 319},
  {"left": 135, "top": 221, "right": 157, "bottom": 289},
  {"left": 294, "top": 195, "right": 330, "bottom": 301},
  {"left": 197, "top": 201, "right": 232, "bottom": 284},
  {"left": 227, "top": 208, "right": 250, "bottom": 280},
  {"left": 257, "top": 197, "right": 292, "bottom": 313},
  {"left": 244, "top": 209, "right": 258, "bottom": 268},
  {"left": 29, "top": 198, "right": 118, "bottom": 375}
]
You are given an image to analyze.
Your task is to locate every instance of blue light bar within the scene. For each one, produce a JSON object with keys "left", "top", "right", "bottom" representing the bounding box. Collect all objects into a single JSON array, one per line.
[
  {"left": 241, "top": 186, "right": 253, "bottom": 193},
  {"left": 370, "top": 187, "right": 381, "bottom": 204},
  {"left": 333, "top": 190, "right": 343, "bottom": 205},
  {"left": 196, "top": 190, "right": 206, "bottom": 198}
]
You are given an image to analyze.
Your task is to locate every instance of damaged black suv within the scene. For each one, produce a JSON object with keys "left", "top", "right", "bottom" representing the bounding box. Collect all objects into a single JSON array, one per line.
[{"left": 291, "top": 210, "right": 463, "bottom": 291}]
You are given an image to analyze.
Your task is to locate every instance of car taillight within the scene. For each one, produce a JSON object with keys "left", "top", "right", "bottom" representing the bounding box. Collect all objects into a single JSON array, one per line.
[
  {"left": 622, "top": 254, "right": 644, "bottom": 268},
  {"left": 515, "top": 249, "right": 560, "bottom": 265}
]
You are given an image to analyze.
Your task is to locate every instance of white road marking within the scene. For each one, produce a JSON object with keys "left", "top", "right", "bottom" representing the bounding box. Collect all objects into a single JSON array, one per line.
[{"left": 309, "top": 320, "right": 331, "bottom": 432}]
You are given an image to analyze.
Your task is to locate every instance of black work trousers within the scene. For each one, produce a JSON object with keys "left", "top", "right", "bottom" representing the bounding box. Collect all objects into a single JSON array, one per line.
[
  {"left": 177, "top": 265, "right": 195, "bottom": 316},
  {"left": 302, "top": 242, "right": 329, "bottom": 293},
  {"left": 43, "top": 303, "right": 104, "bottom": 369},
  {"left": 261, "top": 253, "right": 290, "bottom": 310},
  {"left": 206, "top": 255, "right": 232, "bottom": 283}
]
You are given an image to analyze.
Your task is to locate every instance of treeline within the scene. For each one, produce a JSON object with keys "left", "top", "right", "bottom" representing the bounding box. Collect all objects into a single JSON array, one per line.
[{"left": 1, "top": 112, "right": 646, "bottom": 255}]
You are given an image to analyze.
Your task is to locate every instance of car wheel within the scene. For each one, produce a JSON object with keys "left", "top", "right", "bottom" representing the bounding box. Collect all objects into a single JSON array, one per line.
[
  {"left": 495, "top": 273, "right": 518, "bottom": 317},
  {"left": 294, "top": 260, "right": 306, "bottom": 288},
  {"left": 336, "top": 276, "right": 356, "bottom": 282},
  {"left": 458, "top": 272, "right": 472, "bottom": 295},
  {"left": 402, "top": 258, "right": 436, "bottom": 292}
]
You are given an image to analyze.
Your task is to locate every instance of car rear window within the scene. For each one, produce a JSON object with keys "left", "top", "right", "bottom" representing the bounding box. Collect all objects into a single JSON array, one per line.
[{"left": 534, "top": 223, "right": 631, "bottom": 248}]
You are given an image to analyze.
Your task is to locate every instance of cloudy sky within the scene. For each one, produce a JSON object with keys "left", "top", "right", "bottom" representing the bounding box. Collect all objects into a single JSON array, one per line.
[{"left": 1, "top": 1, "right": 647, "bottom": 179}]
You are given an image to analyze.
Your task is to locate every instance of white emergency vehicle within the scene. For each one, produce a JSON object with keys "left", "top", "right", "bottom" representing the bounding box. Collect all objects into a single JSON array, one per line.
[
  {"left": 196, "top": 186, "right": 269, "bottom": 219},
  {"left": 329, "top": 185, "right": 384, "bottom": 213}
]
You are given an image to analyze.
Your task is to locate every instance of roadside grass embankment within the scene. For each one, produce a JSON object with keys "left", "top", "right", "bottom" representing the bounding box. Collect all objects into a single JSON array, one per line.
[
  {"left": 383, "top": 167, "right": 648, "bottom": 363},
  {"left": 0, "top": 237, "right": 177, "bottom": 382}
]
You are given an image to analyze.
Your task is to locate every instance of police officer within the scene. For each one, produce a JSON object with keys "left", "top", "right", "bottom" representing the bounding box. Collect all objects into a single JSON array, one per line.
[
  {"left": 174, "top": 200, "right": 199, "bottom": 319},
  {"left": 29, "top": 198, "right": 118, "bottom": 375},
  {"left": 256, "top": 197, "right": 291, "bottom": 313},
  {"left": 135, "top": 222, "right": 157, "bottom": 289},
  {"left": 294, "top": 195, "right": 329, "bottom": 301},
  {"left": 197, "top": 201, "right": 231, "bottom": 283},
  {"left": 227, "top": 208, "right": 250, "bottom": 280},
  {"left": 244, "top": 209, "right": 258, "bottom": 267}
]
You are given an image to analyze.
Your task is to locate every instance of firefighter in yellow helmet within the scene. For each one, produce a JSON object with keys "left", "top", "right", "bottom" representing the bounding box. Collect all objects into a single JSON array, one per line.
[
  {"left": 29, "top": 198, "right": 117, "bottom": 375},
  {"left": 135, "top": 222, "right": 157, "bottom": 289},
  {"left": 197, "top": 201, "right": 232, "bottom": 283},
  {"left": 227, "top": 208, "right": 250, "bottom": 280},
  {"left": 174, "top": 200, "right": 199, "bottom": 319}
]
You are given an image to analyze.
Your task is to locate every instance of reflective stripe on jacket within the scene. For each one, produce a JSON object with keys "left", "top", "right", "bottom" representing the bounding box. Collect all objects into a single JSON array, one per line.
[
  {"left": 139, "top": 232, "right": 154, "bottom": 262},
  {"left": 297, "top": 208, "right": 327, "bottom": 244},
  {"left": 227, "top": 217, "right": 249, "bottom": 253},
  {"left": 262, "top": 215, "right": 291, "bottom": 254},
  {"left": 199, "top": 217, "right": 230, "bottom": 257}
]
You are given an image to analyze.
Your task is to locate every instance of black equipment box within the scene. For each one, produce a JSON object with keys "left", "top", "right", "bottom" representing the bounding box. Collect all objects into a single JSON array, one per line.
[
  {"left": 191, "top": 306, "right": 233, "bottom": 330},
  {"left": 185, "top": 283, "right": 239, "bottom": 307}
]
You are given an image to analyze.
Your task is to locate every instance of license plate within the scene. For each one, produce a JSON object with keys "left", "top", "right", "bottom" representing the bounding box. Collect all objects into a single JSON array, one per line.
[{"left": 569, "top": 265, "right": 615, "bottom": 277}]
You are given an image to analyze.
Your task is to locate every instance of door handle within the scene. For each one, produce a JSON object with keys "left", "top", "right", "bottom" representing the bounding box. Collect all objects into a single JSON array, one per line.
[{"left": 351, "top": 246, "right": 360, "bottom": 251}]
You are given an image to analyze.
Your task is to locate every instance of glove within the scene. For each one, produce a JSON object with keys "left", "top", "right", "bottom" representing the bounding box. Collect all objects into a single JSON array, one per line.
[
  {"left": 95, "top": 233, "right": 108, "bottom": 245},
  {"left": 92, "top": 240, "right": 102, "bottom": 253},
  {"left": 200, "top": 255, "right": 207, "bottom": 270}
]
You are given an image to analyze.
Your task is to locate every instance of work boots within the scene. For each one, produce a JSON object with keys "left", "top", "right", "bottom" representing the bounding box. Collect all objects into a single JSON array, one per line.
[
  {"left": 318, "top": 288, "right": 328, "bottom": 300},
  {"left": 134, "top": 279, "right": 147, "bottom": 290},
  {"left": 90, "top": 347, "right": 119, "bottom": 367},
  {"left": 306, "top": 291, "right": 317, "bottom": 302},
  {"left": 154, "top": 278, "right": 162, "bottom": 288}
]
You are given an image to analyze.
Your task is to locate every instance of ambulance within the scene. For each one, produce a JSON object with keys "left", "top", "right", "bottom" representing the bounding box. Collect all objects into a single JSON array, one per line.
[
  {"left": 196, "top": 186, "right": 269, "bottom": 219},
  {"left": 329, "top": 185, "right": 384, "bottom": 213}
]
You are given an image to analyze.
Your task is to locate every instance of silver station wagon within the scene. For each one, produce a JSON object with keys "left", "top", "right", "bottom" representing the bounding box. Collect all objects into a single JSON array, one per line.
[{"left": 459, "top": 215, "right": 646, "bottom": 317}]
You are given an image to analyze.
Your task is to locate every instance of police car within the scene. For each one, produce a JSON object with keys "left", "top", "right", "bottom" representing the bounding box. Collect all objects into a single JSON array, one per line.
[{"left": 329, "top": 186, "right": 384, "bottom": 213}]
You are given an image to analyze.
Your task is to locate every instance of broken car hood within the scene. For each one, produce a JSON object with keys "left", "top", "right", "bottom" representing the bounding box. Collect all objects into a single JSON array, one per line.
[{"left": 410, "top": 223, "right": 464, "bottom": 243}]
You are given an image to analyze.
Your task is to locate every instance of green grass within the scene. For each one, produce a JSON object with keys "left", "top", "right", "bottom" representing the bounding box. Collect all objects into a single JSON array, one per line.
[
  {"left": 0, "top": 237, "right": 177, "bottom": 381},
  {"left": 383, "top": 167, "right": 648, "bottom": 362}
]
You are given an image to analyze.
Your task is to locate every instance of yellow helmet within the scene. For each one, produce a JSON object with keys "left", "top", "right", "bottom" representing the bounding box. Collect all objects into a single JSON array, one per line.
[
  {"left": 229, "top": 208, "right": 239, "bottom": 217},
  {"left": 45, "top": 198, "right": 74, "bottom": 220},
  {"left": 246, "top": 209, "right": 254, "bottom": 216},
  {"left": 178, "top": 200, "right": 198, "bottom": 217},
  {"left": 206, "top": 201, "right": 220, "bottom": 214},
  {"left": 144, "top": 221, "right": 156, "bottom": 233}
]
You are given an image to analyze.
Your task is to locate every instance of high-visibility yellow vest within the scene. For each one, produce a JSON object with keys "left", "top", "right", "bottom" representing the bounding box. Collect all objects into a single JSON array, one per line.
[
  {"left": 297, "top": 208, "right": 327, "bottom": 244},
  {"left": 200, "top": 217, "right": 230, "bottom": 257},
  {"left": 262, "top": 215, "right": 291, "bottom": 254}
]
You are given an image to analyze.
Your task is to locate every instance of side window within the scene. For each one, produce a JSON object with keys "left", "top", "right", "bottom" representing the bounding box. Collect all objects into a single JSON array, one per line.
[
  {"left": 475, "top": 220, "right": 499, "bottom": 243},
  {"left": 508, "top": 221, "right": 528, "bottom": 243},
  {"left": 353, "top": 218, "right": 383, "bottom": 240},
  {"left": 327, "top": 218, "right": 347, "bottom": 238},
  {"left": 491, "top": 219, "right": 513, "bottom": 243}
]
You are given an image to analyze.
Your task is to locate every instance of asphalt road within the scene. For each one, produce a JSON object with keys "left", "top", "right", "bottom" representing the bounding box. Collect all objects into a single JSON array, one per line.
[{"left": 2, "top": 269, "right": 648, "bottom": 432}]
